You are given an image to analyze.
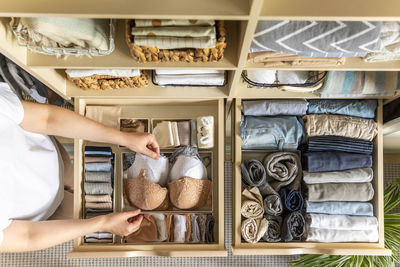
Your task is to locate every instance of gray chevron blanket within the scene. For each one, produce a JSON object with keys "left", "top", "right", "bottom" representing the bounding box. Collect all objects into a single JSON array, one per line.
[{"left": 250, "top": 20, "right": 382, "bottom": 58}]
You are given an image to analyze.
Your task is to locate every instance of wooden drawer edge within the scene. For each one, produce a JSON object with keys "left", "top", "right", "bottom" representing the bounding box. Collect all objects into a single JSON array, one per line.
[
  {"left": 231, "top": 246, "right": 392, "bottom": 256},
  {"left": 68, "top": 248, "right": 228, "bottom": 258}
]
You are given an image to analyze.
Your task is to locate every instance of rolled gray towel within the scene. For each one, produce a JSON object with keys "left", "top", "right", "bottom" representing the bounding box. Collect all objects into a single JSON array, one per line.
[
  {"left": 263, "top": 152, "right": 301, "bottom": 192},
  {"left": 263, "top": 215, "right": 282, "bottom": 242},
  {"left": 281, "top": 211, "right": 305, "bottom": 242},
  {"left": 240, "top": 159, "right": 267, "bottom": 188},
  {"left": 263, "top": 194, "right": 283, "bottom": 216}
]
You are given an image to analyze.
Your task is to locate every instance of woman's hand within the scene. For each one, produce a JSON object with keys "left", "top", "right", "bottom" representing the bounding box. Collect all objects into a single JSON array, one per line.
[
  {"left": 121, "top": 132, "right": 160, "bottom": 160},
  {"left": 100, "top": 210, "right": 143, "bottom": 236}
]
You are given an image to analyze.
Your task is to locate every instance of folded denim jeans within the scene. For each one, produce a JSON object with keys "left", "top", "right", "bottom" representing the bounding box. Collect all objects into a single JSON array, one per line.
[
  {"left": 303, "top": 168, "right": 373, "bottom": 184},
  {"left": 281, "top": 212, "right": 305, "bottom": 242},
  {"left": 242, "top": 99, "right": 308, "bottom": 116},
  {"left": 240, "top": 116, "right": 305, "bottom": 150},
  {"left": 306, "top": 201, "right": 374, "bottom": 216},
  {"left": 303, "top": 114, "right": 378, "bottom": 141},
  {"left": 306, "top": 228, "right": 379, "bottom": 242},
  {"left": 307, "top": 136, "right": 374, "bottom": 155},
  {"left": 307, "top": 183, "right": 374, "bottom": 202},
  {"left": 307, "top": 214, "right": 378, "bottom": 230},
  {"left": 302, "top": 151, "right": 372, "bottom": 173},
  {"left": 307, "top": 99, "right": 378, "bottom": 119}
]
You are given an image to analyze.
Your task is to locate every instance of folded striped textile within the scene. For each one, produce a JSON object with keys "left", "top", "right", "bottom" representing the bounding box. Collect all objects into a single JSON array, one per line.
[
  {"left": 303, "top": 168, "right": 373, "bottom": 184},
  {"left": 135, "top": 19, "right": 215, "bottom": 27},
  {"left": 134, "top": 36, "right": 216, "bottom": 49},
  {"left": 132, "top": 26, "right": 216, "bottom": 38},
  {"left": 307, "top": 136, "right": 374, "bottom": 155}
]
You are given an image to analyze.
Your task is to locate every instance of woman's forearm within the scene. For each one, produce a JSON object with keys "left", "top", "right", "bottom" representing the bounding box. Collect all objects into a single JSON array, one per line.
[
  {"left": 0, "top": 217, "right": 104, "bottom": 252},
  {"left": 20, "top": 101, "right": 129, "bottom": 146}
]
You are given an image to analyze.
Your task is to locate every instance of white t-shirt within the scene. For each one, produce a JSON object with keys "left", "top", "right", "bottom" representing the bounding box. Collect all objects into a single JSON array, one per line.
[{"left": 0, "top": 83, "right": 62, "bottom": 244}]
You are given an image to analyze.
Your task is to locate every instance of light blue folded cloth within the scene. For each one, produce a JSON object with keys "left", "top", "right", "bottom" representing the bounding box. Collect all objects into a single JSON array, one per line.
[
  {"left": 306, "top": 201, "right": 374, "bottom": 216},
  {"left": 85, "top": 162, "right": 112, "bottom": 172},
  {"left": 307, "top": 99, "right": 377, "bottom": 119},
  {"left": 242, "top": 99, "right": 309, "bottom": 116},
  {"left": 84, "top": 182, "right": 113, "bottom": 195}
]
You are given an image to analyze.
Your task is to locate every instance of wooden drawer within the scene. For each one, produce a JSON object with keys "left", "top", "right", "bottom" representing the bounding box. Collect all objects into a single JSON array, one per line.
[
  {"left": 69, "top": 98, "right": 226, "bottom": 258},
  {"left": 231, "top": 98, "right": 391, "bottom": 256}
]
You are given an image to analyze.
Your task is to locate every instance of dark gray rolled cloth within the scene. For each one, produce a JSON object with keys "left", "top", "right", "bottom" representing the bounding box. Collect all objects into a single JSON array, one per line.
[
  {"left": 281, "top": 211, "right": 305, "bottom": 242},
  {"left": 241, "top": 159, "right": 267, "bottom": 188},
  {"left": 263, "top": 215, "right": 282, "bottom": 242},
  {"left": 263, "top": 152, "right": 301, "bottom": 192},
  {"left": 302, "top": 151, "right": 373, "bottom": 173},
  {"left": 205, "top": 214, "right": 215, "bottom": 244}
]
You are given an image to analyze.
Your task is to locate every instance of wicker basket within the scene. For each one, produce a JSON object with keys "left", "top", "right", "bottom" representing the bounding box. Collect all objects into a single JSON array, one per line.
[
  {"left": 125, "top": 20, "right": 227, "bottom": 63},
  {"left": 242, "top": 71, "right": 327, "bottom": 93},
  {"left": 11, "top": 18, "right": 116, "bottom": 57},
  {"left": 67, "top": 71, "right": 149, "bottom": 90}
]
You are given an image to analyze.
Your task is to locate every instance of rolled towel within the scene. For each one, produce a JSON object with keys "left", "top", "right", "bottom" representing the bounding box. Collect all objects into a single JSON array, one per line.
[
  {"left": 263, "top": 194, "right": 283, "bottom": 217},
  {"left": 281, "top": 212, "right": 305, "bottom": 242},
  {"left": 307, "top": 214, "right": 378, "bottom": 231},
  {"left": 263, "top": 215, "right": 282, "bottom": 242},
  {"left": 263, "top": 152, "right": 301, "bottom": 192},
  {"left": 306, "top": 228, "right": 379, "bottom": 243},
  {"left": 279, "top": 188, "right": 304, "bottom": 212},
  {"left": 303, "top": 168, "right": 373, "bottom": 184},
  {"left": 241, "top": 218, "right": 268, "bottom": 244},
  {"left": 242, "top": 99, "right": 309, "bottom": 116},
  {"left": 302, "top": 151, "right": 372, "bottom": 173},
  {"left": 240, "top": 159, "right": 267, "bottom": 188},
  {"left": 306, "top": 183, "right": 374, "bottom": 202},
  {"left": 306, "top": 201, "right": 374, "bottom": 216},
  {"left": 241, "top": 187, "right": 264, "bottom": 219},
  {"left": 303, "top": 114, "right": 378, "bottom": 141}
]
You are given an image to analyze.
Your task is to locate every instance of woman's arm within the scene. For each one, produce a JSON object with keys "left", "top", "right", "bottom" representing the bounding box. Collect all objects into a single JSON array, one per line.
[
  {"left": 19, "top": 101, "right": 159, "bottom": 159},
  {"left": 0, "top": 210, "right": 143, "bottom": 252}
]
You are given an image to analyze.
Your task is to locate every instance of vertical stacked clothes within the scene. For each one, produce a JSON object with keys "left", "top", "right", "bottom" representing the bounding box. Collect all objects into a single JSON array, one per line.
[
  {"left": 83, "top": 146, "right": 114, "bottom": 243},
  {"left": 240, "top": 100, "right": 309, "bottom": 243},
  {"left": 153, "top": 69, "right": 226, "bottom": 87},
  {"left": 302, "top": 99, "right": 379, "bottom": 243},
  {"left": 132, "top": 19, "right": 217, "bottom": 49}
]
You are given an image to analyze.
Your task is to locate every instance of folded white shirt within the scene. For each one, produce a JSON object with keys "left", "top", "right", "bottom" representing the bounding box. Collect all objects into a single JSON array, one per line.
[
  {"left": 303, "top": 168, "right": 373, "bottom": 184},
  {"left": 306, "top": 227, "right": 379, "bottom": 242},
  {"left": 66, "top": 69, "right": 141, "bottom": 78},
  {"left": 307, "top": 214, "right": 378, "bottom": 231}
]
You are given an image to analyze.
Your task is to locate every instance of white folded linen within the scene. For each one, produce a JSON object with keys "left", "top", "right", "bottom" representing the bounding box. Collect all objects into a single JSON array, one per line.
[
  {"left": 173, "top": 214, "right": 187, "bottom": 243},
  {"left": 303, "top": 168, "right": 373, "bottom": 184},
  {"left": 155, "top": 73, "right": 225, "bottom": 86},
  {"left": 155, "top": 69, "right": 224, "bottom": 75},
  {"left": 307, "top": 214, "right": 378, "bottom": 231},
  {"left": 306, "top": 227, "right": 379, "bottom": 242},
  {"left": 66, "top": 69, "right": 141, "bottom": 78},
  {"left": 246, "top": 70, "right": 309, "bottom": 84}
]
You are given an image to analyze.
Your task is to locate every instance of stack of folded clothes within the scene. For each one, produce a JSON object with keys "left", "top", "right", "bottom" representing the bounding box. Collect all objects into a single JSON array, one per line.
[
  {"left": 239, "top": 99, "right": 310, "bottom": 243},
  {"left": 123, "top": 213, "right": 215, "bottom": 244},
  {"left": 128, "top": 19, "right": 226, "bottom": 63},
  {"left": 153, "top": 69, "right": 226, "bottom": 87},
  {"left": 83, "top": 146, "right": 114, "bottom": 244},
  {"left": 153, "top": 117, "right": 213, "bottom": 149},
  {"left": 66, "top": 69, "right": 149, "bottom": 90},
  {"left": 302, "top": 99, "right": 379, "bottom": 243},
  {"left": 123, "top": 146, "right": 212, "bottom": 211}
]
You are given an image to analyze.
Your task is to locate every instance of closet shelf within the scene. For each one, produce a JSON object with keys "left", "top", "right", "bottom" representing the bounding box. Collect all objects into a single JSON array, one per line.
[
  {"left": 245, "top": 57, "right": 400, "bottom": 71},
  {"left": 66, "top": 79, "right": 229, "bottom": 98},
  {"left": 259, "top": 0, "right": 400, "bottom": 20},
  {"left": 26, "top": 20, "right": 240, "bottom": 69},
  {"left": 0, "top": 0, "right": 250, "bottom": 19}
]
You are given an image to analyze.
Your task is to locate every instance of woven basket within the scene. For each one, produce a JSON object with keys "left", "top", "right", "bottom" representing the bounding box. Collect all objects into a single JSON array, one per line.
[
  {"left": 242, "top": 71, "right": 327, "bottom": 93},
  {"left": 125, "top": 20, "right": 227, "bottom": 63},
  {"left": 67, "top": 71, "right": 149, "bottom": 90}
]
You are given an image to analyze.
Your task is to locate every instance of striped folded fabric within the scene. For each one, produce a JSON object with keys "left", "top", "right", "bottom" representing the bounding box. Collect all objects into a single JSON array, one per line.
[{"left": 307, "top": 136, "right": 373, "bottom": 155}]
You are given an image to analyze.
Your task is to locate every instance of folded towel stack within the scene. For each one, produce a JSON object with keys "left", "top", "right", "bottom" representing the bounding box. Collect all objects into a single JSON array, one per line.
[
  {"left": 83, "top": 146, "right": 114, "bottom": 244},
  {"left": 154, "top": 69, "right": 226, "bottom": 87}
]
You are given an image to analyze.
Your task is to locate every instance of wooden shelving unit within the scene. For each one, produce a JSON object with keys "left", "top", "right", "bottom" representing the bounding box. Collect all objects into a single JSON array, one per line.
[{"left": 1, "top": 0, "right": 399, "bottom": 259}]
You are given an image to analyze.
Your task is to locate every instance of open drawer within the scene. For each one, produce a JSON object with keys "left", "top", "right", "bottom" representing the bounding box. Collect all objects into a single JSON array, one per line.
[
  {"left": 231, "top": 98, "right": 391, "bottom": 256},
  {"left": 70, "top": 98, "right": 226, "bottom": 258}
]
